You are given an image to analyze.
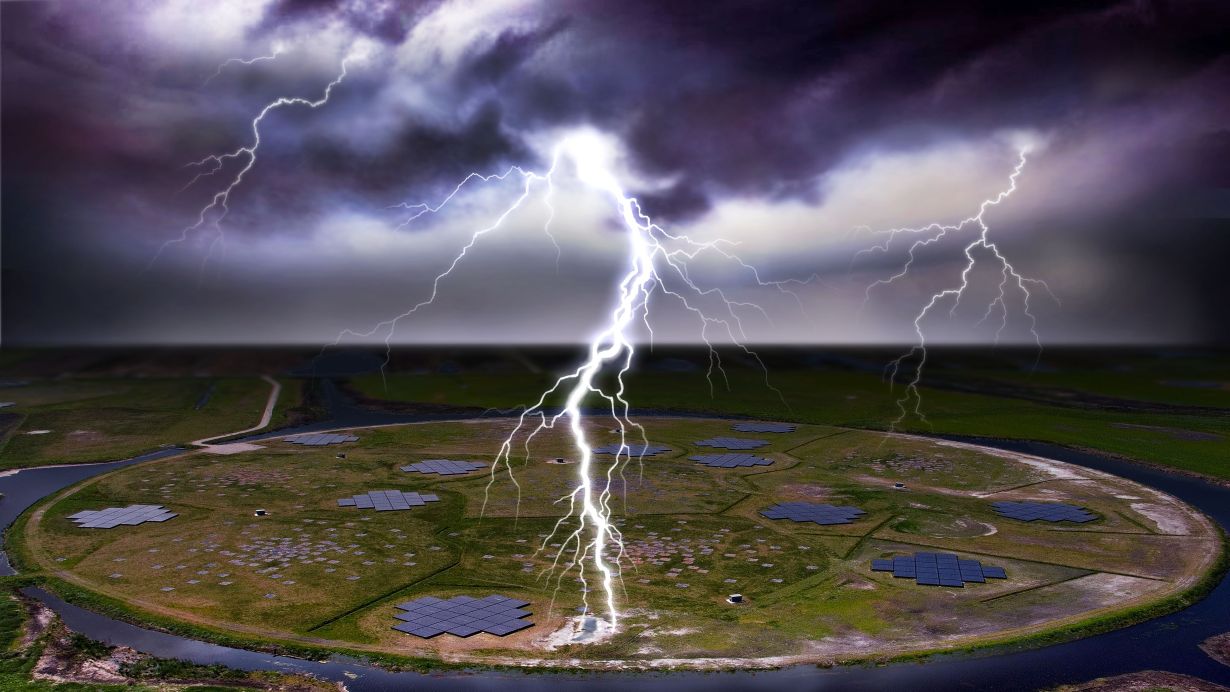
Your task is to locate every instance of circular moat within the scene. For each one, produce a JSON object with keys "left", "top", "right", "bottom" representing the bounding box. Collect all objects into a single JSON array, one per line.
[{"left": 14, "top": 417, "right": 1220, "bottom": 673}]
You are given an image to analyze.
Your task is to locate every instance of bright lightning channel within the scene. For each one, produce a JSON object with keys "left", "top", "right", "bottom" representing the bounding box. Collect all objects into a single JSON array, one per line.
[
  {"left": 204, "top": 42, "right": 288, "bottom": 86},
  {"left": 157, "top": 43, "right": 1057, "bottom": 624},
  {"left": 155, "top": 49, "right": 793, "bottom": 627},
  {"left": 334, "top": 130, "right": 796, "bottom": 629},
  {"left": 156, "top": 47, "right": 1055, "bottom": 633},
  {"left": 858, "top": 146, "right": 1057, "bottom": 427},
  {"left": 152, "top": 44, "right": 369, "bottom": 277}
]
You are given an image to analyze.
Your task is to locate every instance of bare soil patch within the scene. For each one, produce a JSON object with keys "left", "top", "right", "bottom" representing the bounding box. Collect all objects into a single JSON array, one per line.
[
  {"left": 1201, "top": 632, "right": 1230, "bottom": 668},
  {"left": 1057, "top": 670, "right": 1229, "bottom": 691}
]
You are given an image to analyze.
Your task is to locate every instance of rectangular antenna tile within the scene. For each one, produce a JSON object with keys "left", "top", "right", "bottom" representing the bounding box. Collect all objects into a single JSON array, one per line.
[
  {"left": 690, "top": 454, "right": 774, "bottom": 468},
  {"left": 694, "top": 437, "right": 769, "bottom": 450},
  {"left": 731, "top": 422, "right": 796, "bottom": 433},
  {"left": 70, "top": 505, "right": 177, "bottom": 529},
  {"left": 876, "top": 552, "right": 1006, "bottom": 587},
  {"left": 339, "top": 490, "right": 440, "bottom": 512},
  {"left": 591, "top": 443, "right": 670, "bottom": 456}
]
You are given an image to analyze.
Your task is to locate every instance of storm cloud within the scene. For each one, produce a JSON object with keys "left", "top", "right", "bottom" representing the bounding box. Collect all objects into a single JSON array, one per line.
[{"left": 2, "top": 0, "right": 1228, "bottom": 345}]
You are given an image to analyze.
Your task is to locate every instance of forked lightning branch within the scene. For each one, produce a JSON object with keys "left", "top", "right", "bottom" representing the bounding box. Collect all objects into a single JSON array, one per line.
[{"left": 157, "top": 48, "right": 1048, "bottom": 629}]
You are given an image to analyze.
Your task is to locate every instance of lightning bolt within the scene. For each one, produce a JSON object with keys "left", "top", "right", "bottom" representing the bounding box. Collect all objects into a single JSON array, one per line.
[
  {"left": 155, "top": 46, "right": 1052, "bottom": 625},
  {"left": 156, "top": 54, "right": 750, "bottom": 627},
  {"left": 151, "top": 45, "right": 367, "bottom": 276},
  {"left": 858, "top": 146, "right": 1058, "bottom": 427},
  {"left": 330, "top": 131, "right": 795, "bottom": 628},
  {"left": 164, "top": 41, "right": 1048, "bottom": 633},
  {"left": 203, "top": 42, "right": 288, "bottom": 86}
]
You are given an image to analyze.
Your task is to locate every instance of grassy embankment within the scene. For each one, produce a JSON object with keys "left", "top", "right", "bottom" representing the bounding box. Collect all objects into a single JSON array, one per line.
[
  {"left": 0, "top": 377, "right": 304, "bottom": 471},
  {"left": 351, "top": 365, "right": 1230, "bottom": 480}
]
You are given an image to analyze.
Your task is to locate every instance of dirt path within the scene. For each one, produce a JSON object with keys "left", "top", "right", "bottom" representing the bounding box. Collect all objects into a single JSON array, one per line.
[{"left": 191, "top": 375, "right": 281, "bottom": 448}]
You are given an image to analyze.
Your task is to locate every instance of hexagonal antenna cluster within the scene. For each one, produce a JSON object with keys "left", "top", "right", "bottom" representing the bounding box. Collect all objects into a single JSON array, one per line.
[
  {"left": 337, "top": 490, "right": 440, "bottom": 511},
  {"left": 760, "top": 502, "right": 865, "bottom": 525},
  {"left": 689, "top": 454, "right": 773, "bottom": 468},
  {"left": 68, "top": 505, "right": 177, "bottom": 529},
  {"left": 285, "top": 433, "right": 359, "bottom": 446},
  {"left": 991, "top": 501, "right": 1097, "bottom": 523},
  {"left": 731, "top": 422, "right": 795, "bottom": 433},
  {"left": 391, "top": 595, "right": 533, "bottom": 637},
  {"left": 871, "top": 552, "right": 1008, "bottom": 586},
  {"left": 694, "top": 437, "right": 769, "bottom": 450},
  {"left": 400, "top": 459, "right": 487, "bottom": 476},
  {"left": 591, "top": 443, "right": 670, "bottom": 456}
]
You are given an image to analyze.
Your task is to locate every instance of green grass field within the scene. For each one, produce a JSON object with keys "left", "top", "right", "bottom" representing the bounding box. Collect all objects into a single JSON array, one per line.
[
  {"left": 1, "top": 349, "right": 1224, "bottom": 481},
  {"left": 351, "top": 362, "right": 1230, "bottom": 480},
  {"left": 17, "top": 417, "right": 1218, "bottom": 667},
  {"left": 949, "top": 352, "right": 1230, "bottom": 409},
  {"left": 0, "top": 579, "right": 335, "bottom": 690},
  {"left": 0, "top": 377, "right": 302, "bottom": 470}
]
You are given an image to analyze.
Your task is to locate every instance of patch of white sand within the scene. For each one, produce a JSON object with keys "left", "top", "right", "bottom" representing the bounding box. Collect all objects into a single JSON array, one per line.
[
  {"left": 1130, "top": 502, "right": 1192, "bottom": 535},
  {"left": 202, "top": 442, "right": 266, "bottom": 455},
  {"left": 639, "top": 627, "right": 698, "bottom": 638},
  {"left": 539, "top": 615, "right": 621, "bottom": 650},
  {"left": 919, "top": 436, "right": 1091, "bottom": 481}
]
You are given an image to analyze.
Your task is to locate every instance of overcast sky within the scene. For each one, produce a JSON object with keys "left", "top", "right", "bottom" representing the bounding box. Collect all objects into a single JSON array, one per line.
[{"left": 3, "top": 0, "right": 1228, "bottom": 346}]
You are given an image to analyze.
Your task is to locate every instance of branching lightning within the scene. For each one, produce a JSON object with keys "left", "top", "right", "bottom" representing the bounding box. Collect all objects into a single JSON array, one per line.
[
  {"left": 204, "top": 42, "right": 288, "bottom": 86},
  {"left": 858, "top": 147, "right": 1058, "bottom": 427},
  {"left": 156, "top": 44, "right": 1055, "bottom": 635},
  {"left": 152, "top": 45, "right": 367, "bottom": 276},
  {"left": 330, "top": 131, "right": 798, "bottom": 628}
]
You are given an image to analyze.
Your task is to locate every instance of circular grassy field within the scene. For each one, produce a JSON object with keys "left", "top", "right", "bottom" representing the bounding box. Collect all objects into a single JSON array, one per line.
[{"left": 19, "top": 417, "right": 1221, "bottom": 668}]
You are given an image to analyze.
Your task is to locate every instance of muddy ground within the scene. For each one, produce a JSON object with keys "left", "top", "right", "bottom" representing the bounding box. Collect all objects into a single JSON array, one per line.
[
  {"left": 1057, "top": 670, "right": 1229, "bottom": 691},
  {"left": 1201, "top": 632, "right": 1230, "bottom": 668},
  {"left": 17, "top": 595, "right": 339, "bottom": 691}
]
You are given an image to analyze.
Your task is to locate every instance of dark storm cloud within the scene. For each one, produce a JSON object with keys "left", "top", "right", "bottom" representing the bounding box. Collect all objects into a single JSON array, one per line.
[
  {"left": 288, "top": 102, "right": 531, "bottom": 208},
  {"left": 255, "top": 0, "right": 1227, "bottom": 220},
  {"left": 459, "top": 16, "right": 571, "bottom": 86},
  {"left": 2, "top": 0, "right": 1229, "bottom": 344},
  {"left": 522, "top": 1, "right": 1230, "bottom": 213},
  {"left": 634, "top": 183, "right": 711, "bottom": 222},
  {"left": 259, "top": 0, "right": 435, "bottom": 44},
  {"left": 11, "top": 0, "right": 1228, "bottom": 221},
  {"left": 217, "top": 0, "right": 1230, "bottom": 222}
]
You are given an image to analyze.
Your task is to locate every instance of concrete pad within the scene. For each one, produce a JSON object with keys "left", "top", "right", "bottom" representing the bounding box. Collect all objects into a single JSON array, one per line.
[{"left": 202, "top": 442, "right": 267, "bottom": 455}]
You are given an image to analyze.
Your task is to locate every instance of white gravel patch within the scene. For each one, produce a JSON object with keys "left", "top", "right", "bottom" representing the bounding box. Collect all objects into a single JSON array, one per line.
[{"left": 1130, "top": 502, "right": 1193, "bottom": 535}]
